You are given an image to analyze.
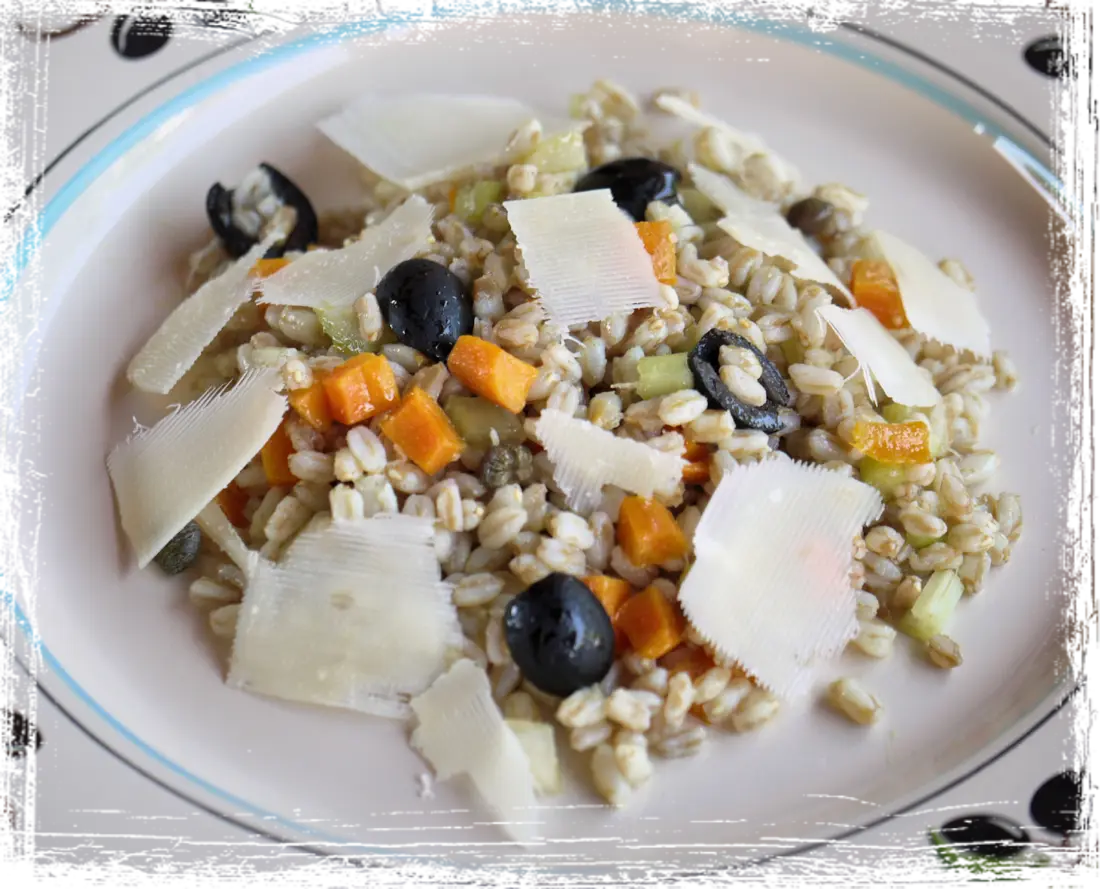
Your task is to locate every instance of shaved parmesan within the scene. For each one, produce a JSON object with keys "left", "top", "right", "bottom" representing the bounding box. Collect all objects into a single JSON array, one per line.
[
  {"left": 678, "top": 461, "right": 883, "bottom": 699},
  {"left": 505, "top": 190, "right": 662, "bottom": 327},
  {"left": 533, "top": 409, "right": 683, "bottom": 513},
  {"left": 867, "top": 230, "right": 992, "bottom": 357},
  {"left": 818, "top": 305, "right": 940, "bottom": 407},
  {"left": 257, "top": 196, "right": 433, "bottom": 308},
  {"left": 690, "top": 165, "right": 852, "bottom": 303},
  {"left": 229, "top": 515, "right": 461, "bottom": 719},
  {"left": 656, "top": 95, "right": 801, "bottom": 188},
  {"left": 195, "top": 501, "right": 258, "bottom": 578},
  {"left": 318, "top": 94, "right": 580, "bottom": 190},
  {"left": 127, "top": 235, "right": 279, "bottom": 394},
  {"left": 107, "top": 370, "right": 287, "bottom": 569},
  {"left": 411, "top": 660, "right": 539, "bottom": 845}
]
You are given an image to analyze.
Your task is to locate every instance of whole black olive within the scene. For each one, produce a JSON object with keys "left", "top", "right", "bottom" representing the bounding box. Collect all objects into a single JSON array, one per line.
[
  {"left": 375, "top": 258, "right": 474, "bottom": 362},
  {"left": 206, "top": 163, "right": 318, "bottom": 259},
  {"left": 153, "top": 521, "right": 201, "bottom": 576},
  {"left": 689, "top": 329, "right": 791, "bottom": 434},
  {"left": 1025, "top": 765, "right": 1095, "bottom": 836},
  {"left": 939, "top": 815, "right": 1030, "bottom": 859},
  {"left": 503, "top": 573, "right": 616, "bottom": 697},
  {"left": 112, "top": 4, "right": 173, "bottom": 59},
  {"left": 785, "top": 197, "right": 835, "bottom": 237},
  {"left": 573, "top": 157, "right": 681, "bottom": 222}
]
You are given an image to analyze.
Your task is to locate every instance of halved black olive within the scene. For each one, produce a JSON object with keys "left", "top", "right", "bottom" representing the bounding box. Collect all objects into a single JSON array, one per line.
[
  {"left": 573, "top": 157, "right": 681, "bottom": 222},
  {"left": 939, "top": 815, "right": 1030, "bottom": 859},
  {"left": 376, "top": 258, "right": 474, "bottom": 362},
  {"left": 205, "top": 162, "right": 318, "bottom": 259},
  {"left": 689, "top": 329, "right": 792, "bottom": 434}
]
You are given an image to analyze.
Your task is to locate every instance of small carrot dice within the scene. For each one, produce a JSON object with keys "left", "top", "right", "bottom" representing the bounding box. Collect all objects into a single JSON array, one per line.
[
  {"left": 288, "top": 376, "right": 333, "bottom": 432},
  {"left": 683, "top": 441, "right": 711, "bottom": 463},
  {"left": 850, "top": 259, "right": 908, "bottom": 330},
  {"left": 851, "top": 420, "right": 931, "bottom": 465},
  {"left": 447, "top": 335, "right": 539, "bottom": 413},
  {"left": 682, "top": 461, "right": 710, "bottom": 485},
  {"left": 617, "top": 496, "right": 688, "bottom": 567},
  {"left": 322, "top": 353, "right": 399, "bottom": 426},
  {"left": 659, "top": 645, "right": 715, "bottom": 679},
  {"left": 380, "top": 387, "right": 465, "bottom": 475},
  {"left": 616, "top": 586, "right": 686, "bottom": 660},
  {"left": 216, "top": 481, "right": 250, "bottom": 528},
  {"left": 249, "top": 257, "right": 291, "bottom": 278},
  {"left": 583, "top": 575, "right": 634, "bottom": 652},
  {"left": 260, "top": 422, "right": 297, "bottom": 486},
  {"left": 635, "top": 220, "right": 677, "bottom": 285}
]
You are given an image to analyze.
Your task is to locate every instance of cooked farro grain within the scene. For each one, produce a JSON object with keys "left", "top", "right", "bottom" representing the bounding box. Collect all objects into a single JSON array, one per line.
[
  {"left": 926, "top": 634, "right": 964, "bottom": 669},
  {"left": 827, "top": 678, "right": 882, "bottom": 726}
]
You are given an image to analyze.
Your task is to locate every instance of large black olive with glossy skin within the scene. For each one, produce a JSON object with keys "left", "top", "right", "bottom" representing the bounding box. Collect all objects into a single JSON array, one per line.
[
  {"left": 503, "top": 573, "right": 616, "bottom": 697},
  {"left": 939, "top": 815, "right": 1029, "bottom": 859},
  {"left": 1025, "top": 765, "right": 1095, "bottom": 836},
  {"left": 689, "top": 329, "right": 791, "bottom": 434},
  {"left": 206, "top": 163, "right": 318, "bottom": 259},
  {"left": 375, "top": 259, "right": 474, "bottom": 362},
  {"left": 573, "top": 158, "right": 681, "bottom": 222}
]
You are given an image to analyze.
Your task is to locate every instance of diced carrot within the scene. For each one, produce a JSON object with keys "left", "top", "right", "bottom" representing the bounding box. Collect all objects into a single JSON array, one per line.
[
  {"left": 447, "top": 335, "right": 539, "bottom": 413},
  {"left": 850, "top": 259, "right": 908, "bottom": 329},
  {"left": 616, "top": 586, "right": 686, "bottom": 660},
  {"left": 249, "top": 257, "right": 291, "bottom": 278},
  {"left": 683, "top": 461, "right": 710, "bottom": 485},
  {"left": 660, "top": 645, "right": 715, "bottom": 679},
  {"left": 583, "top": 575, "right": 633, "bottom": 652},
  {"left": 635, "top": 220, "right": 677, "bottom": 285},
  {"left": 288, "top": 376, "right": 333, "bottom": 432},
  {"left": 448, "top": 184, "right": 459, "bottom": 213},
  {"left": 617, "top": 496, "right": 688, "bottom": 567},
  {"left": 321, "top": 353, "right": 399, "bottom": 426},
  {"left": 216, "top": 481, "right": 250, "bottom": 528},
  {"left": 260, "top": 422, "right": 297, "bottom": 486},
  {"left": 851, "top": 420, "right": 930, "bottom": 464},
  {"left": 380, "top": 387, "right": 465, "bottom": 475},
  {"left": 683, "top": 440, "right": 711, "bottom": 463}
]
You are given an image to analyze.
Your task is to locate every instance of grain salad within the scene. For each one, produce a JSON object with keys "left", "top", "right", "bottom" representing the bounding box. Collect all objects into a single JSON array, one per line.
[{"left": 107, "top": 80, "right": 1022, "bottom": 829}]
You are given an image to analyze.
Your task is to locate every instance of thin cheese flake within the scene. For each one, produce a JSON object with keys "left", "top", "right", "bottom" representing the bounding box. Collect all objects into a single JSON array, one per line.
[
  {"left": 257, "top": 196, "right": 433, "bottom": 308},
  {"left": 318, "top": 94, "right": 579, "bottom": 190},
  {"left": 690, "top": 165, "right": 853, "bottom": 304},
  {"left": 678, "top": 461, "right": 883, "bottom": 699},
  {"left": 505, "top": 190, "right": 662, "bottom": 327},
  {"left": 411, "top": 660, "right": 539, "bottom": 845},
  {"left": 107, "top": 369, "right": 287, "bottom": 568},
  {"left": 127, "top": 235, "right": 279, "bottom": 394},
  {"left": 818, "top": 305, "right": 941, "bottom": 407},
  {"left": 868, "top": 230, "right": 992, "bottom": 358},
  {"left": 195, "top": 501, "right": 258, "bottom": 579},
  {"left": 534, "top": 410, "right": 684, "bottom": 513},
  {"left": 228, "top": 515, "right": 461, "bottom": 719}
]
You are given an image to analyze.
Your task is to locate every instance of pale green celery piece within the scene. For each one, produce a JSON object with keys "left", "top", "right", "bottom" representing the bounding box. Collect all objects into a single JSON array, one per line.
[
  {"left": 897, "top": 569, "right": 963, "bottom": 642},
  {"left": 858, "top": 456, "right": 906, "bottom": 496},
  {"left": 881, "top": 403, "right": 913, "bottom": 424},
  {"left": 679, "top": 188, "right": 721, "bottom": 223},
  {"left": 636, "top": 353, "right": 695, "bottom": 400},
  {"left": 905, "top": 531, "right": 944, "bottom": 550},
  {"left": 523, "top": 131, "right": 587, "bottom": 174},
  {"left": 315, "top": 304, "right": 374, "bottom": 355},
  {"left": 443, "top": 395, "right": 525, "bottom": 450},
  {"left": 453, "top": 180, "right": 504, "bottom": 224}
]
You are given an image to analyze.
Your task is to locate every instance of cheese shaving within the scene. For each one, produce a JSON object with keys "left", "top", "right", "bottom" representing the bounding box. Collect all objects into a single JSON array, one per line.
[
  {"left": 107, "top": 369, "right": 286, "bottom": 569},
  {"left": 867, "top": 230, "right": 992, "bottom": 358},
  {"left": 257, "top": 196, "right": 433, "bottom": 308},
  {"left": 318, "top": 94, "right": 579, "bottom": 190},
  {"left": 677, "top": 461, "right": 883, "bottom": 699},
  {"left": 505, "top": 190, "right": 663, "bottom": 327},
  {"left": 228, "top": 515, "right": 462, "bottom": 719},
  {"left": 411, "top": 660, "right": 539, "bottom": 845},
  {"left": 689, "top": 165, "right": 853, "bottom": 304},
  {"left": 818, "top": 305, "right": 941, "bottom": 407},
  {"left": 533, "top": 409, "right": 683, "bottom": 513},
  {"left": 195, "top": 502, "right": 258, "bottom": 579},
  {"left": 127, "top": 235, "right": 279, "bottom": 394}
]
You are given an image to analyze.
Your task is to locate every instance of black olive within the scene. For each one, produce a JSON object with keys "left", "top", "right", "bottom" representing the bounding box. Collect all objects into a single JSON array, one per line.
[
  {"left": 112, "top": 4, "right": 173, "bottom": 59},
  {"left": 939, "top": 815, "right": 1030, "bottom": 859},
  {"left": 480, "top": 444, "right": 534, "bottom": 489},
  {"left": 573, "top": 158, "right": 681, "bottom": 222},
  {"left": 503, "top": 573, "right": 615, "bottom": 697},
  {"left": 785, "top": 197, "right": 835, "bottom": 237},
  {"left": 205, "top": 163, "right": 318, "bottom": 259},
  {"left": 0, "top": 708, "right": 41, "bottom": 765},
  {"left": 178, "top": 0, "right": 249, "bottom": 29},
  {"left": 1025, "top": 765, "right": 1095, "bottom": 836},
  {"left": 153, "top": 522, "right": 201, "bottom": 576},
  {"left": 375, "top": 258, "right": 474, "bottom": 362},
  {"left": 689, "top": 329, "right": 792, "bottom": 434}
]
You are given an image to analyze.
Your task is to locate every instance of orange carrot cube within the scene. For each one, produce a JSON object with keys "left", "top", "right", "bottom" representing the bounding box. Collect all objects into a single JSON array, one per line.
[
  {"left": 616, "top": 586, "right": 686, "bottom": 660},
  {"left": 635, "top": 220, "right": 677, "bottom": 285},
  {"left": 617, "top": 496, "right": 688, "bottom": 567},
  {"left": 447, "top": 335, "right": 539, "bottom": 413},
  {"left": 850, "top": 259, "right": 908, "bottom": 329},
  {"left": 260, "top": 422, "right": 297, "bottom": 486},
  {"left": 288, "top": 376, "right": 333, "bottom": 432},
  {"left": 379, "top": 387, "right": 465, "bottom": 475},
  {"left": 321, "top": 353, "right": 399, "bottom": 426}
]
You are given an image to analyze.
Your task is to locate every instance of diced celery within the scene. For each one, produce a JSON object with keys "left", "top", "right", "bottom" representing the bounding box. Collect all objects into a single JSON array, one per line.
[
  {"left": 453, "top": 180, "right": 504, "bottom": 224},
  {"left": 523, "top": 131, "right": 587, "bottom": 174},
  {"left": 443, "top": 395, "right": 525, "bottom": 450},
  {"left": 315, "top": 304, "right": 375, "bottom": 355},
  {"left": 905, "top": 531, "right": 944, "bottom": 550},
  {"left": 636, "top": 353, "right": 695, "bottom": 400},
  {"left": 859, "top": 456, "right": 906, "bottom": 496},
  {"left": 679, "top": 188, "right": 721, "bottom": 224},
  {"left": 897, "top": 569, "right": 963, "bottom": 642},
  {"left": 881, "top": 403, "right": 912, "bottom": 424}
]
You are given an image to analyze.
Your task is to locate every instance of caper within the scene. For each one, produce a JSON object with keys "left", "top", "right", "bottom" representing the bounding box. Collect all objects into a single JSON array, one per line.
[
  {"left": 480, "top": 444, "right": 534, "bottom": 489},
  {"left": 153, "top": 522, "right": 202, "bottom": 575},
  {"left": 785, "top": 197, "right": 835, "bottom": 236}
]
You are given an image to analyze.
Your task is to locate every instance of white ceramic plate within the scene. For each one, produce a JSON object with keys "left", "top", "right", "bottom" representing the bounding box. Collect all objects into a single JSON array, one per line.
[{"left": 3, "top": 12, "right": 1075, "bottom": 871}]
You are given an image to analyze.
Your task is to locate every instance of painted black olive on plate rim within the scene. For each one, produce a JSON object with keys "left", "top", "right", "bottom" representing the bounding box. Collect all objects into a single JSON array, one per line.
[
  {"left": 206, "top": 162, "right": 318, "bottom": 259},
  {"left": 573, "top": 157, "right": 681, "bottom": 222},
  {"left": 375, "top": 258, "right": 474, "bottom": 362},
  {"left": 689, "top": 329, "right": 792, "bottom": 435}
]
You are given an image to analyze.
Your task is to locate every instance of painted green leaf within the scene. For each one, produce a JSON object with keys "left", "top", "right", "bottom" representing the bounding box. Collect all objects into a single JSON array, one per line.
[{"left": 928, "top": 831, "right": 1047, "bottom": 880}]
